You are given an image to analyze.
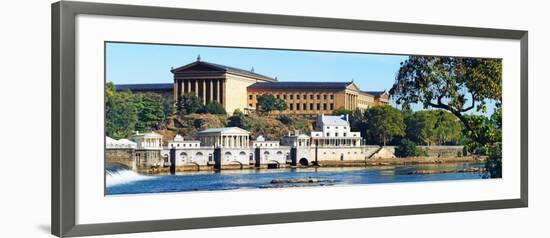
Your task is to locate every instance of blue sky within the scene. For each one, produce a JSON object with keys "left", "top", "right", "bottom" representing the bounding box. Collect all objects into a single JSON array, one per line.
[
  {"left": 105, "top": 42, "right": 495, "bottom": 115},
  {"left": 106, "top": 42, "right": 407, "bottom": 93}
]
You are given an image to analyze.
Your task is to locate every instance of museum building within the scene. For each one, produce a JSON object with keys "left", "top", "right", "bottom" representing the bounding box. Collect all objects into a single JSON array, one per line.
[{"left": 115, "top": 59, "right": 389, "bottom": 116}]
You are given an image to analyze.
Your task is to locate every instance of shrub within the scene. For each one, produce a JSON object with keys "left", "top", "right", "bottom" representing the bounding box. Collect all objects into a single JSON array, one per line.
[
  {"left": 277, "top": 115, "right": 294, "bottom": 125},
  {"left": 395, "top": 139, "right": 426, "bottom": 157},
  {"left": 204, "top": 101, "right": 226, "bottom": 115}
]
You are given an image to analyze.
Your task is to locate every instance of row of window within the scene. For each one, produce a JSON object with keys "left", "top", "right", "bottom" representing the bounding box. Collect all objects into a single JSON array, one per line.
[
  {"left": 249, "top": 94, "right": 334, "bottom": 100},
  {"left": 249, "top": 103, "right": 335, "bottom": 111}
]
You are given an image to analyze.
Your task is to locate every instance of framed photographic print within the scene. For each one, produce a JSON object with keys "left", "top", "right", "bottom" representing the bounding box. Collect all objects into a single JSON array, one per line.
[{"left": 52, "top": 1, "right": 528, "bottom": 237}]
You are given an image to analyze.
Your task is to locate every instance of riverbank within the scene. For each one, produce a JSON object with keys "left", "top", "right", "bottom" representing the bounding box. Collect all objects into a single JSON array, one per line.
[{"left": 316, "top": 155, "right": 486, "bottom": 168}]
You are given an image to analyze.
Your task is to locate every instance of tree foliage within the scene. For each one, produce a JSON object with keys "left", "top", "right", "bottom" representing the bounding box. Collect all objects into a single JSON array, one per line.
[
  {"left": 405, "top": 110, "right": 461, "bottom": 145},
  {"left": 105, "top": 82, "right": 166, "bottom": 139},
  {"left": 390, "top": 56, "right": 502, "bottom": 140},
  {"left": 176, "top": 92, "right": 204, "bottom": 116},
  {"left": 395, "top": 139, "right": 428, "bottom": 157},
  {"left": 363, "top": 106, "right": 405, "bottom": 145},
  {"left": 256, "top": 93, "right": 287, "bottom": 113},
  {"left": 390, "top": 56, "right": 503, "bottom": 178},
  {"left": 132, "top": 93, "right": 164, "bottom": 132},
  {"left": 227, "top": 109, "right": 246, "bottom": 128},
  {"left": 204, "top": 101, "right": 227, "bottom": 115}
]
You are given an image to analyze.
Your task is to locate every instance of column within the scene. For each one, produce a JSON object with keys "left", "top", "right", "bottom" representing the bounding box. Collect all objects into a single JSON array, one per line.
[
  {"left": 209, "top": 79, "right": 214, "bottom": 102},
  {"left": 194, "top": 80, "right": 199, "bottom": 96},
  {"left": 202, "top": 79, "right": 207, "bottom": 104},
  {"left": 216, "top": 79, "right": 225, "bottom": 103},
  {"left": 187, "top": 80, "right": 191, "bottom": 94},
  {"left": 221, "top": 79, "right": 226, "bottom": 106}
]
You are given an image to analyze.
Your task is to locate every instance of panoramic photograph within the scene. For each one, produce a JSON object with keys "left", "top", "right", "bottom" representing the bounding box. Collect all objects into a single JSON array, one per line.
[{"left": 104, "top": 42, "right": 503, "bottom": 195}]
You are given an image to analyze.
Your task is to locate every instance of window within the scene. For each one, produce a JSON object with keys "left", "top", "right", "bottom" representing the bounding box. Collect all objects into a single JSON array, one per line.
[
  {"left": 343, "top": 133, "right": 347, "bottom": 137},
  {"left": 296, "top": 103, "right": 300, "bottom": 110},
  {"left": 296, "top": 94, "right": 300, "bottom": 100},
  {"left": 323, "top": 95, "right": 327, "bottom": 100},
  {"left": 323, "top": 103, "right": 327, "bottom": 110},
  {"left": 303, "top": 103, "right": 307, "bottom": 110},
  {"left": 303, "top": 94, "right": 307, "bottom": 99},
  {"left": 290, "top": 104, "right": 293, "bottom": 110},
  {"left": 276, "top": 94, "right": 280, "bottom": 99},
  {"left": 310, "top": 95, "right": 314, "bottom": 99},
  {"left": 290, "top": 95, "right": 294, "bottom": 100},
  {"left": 326, "top": 133, "right": 330, "bottom": 136},
  {"left": 330, "top": 94, "right": 334, "bottom": 100},
  {"left": 310, "top": 103, "right": 314, "bottom": 110},
  {"left": 249, "top": 104, "right": 253, "bottom": 107},
  {"left": 317, "top": 103, "right": 320, "bottom": 110},
  {"left": 335, "top": 133, "right": 339, "bottom": 137},
  {"left": 317, "top": 95, "right": 320, "bottom": 100},
  {"left": 330, "top": 103, "right": 334, "bottom": 110},
  {"left": 249, "top": 95, "right": 253, "bottom": 100},
  {"left": 283, "top": 95, "right": 287, "bottom": 100}
]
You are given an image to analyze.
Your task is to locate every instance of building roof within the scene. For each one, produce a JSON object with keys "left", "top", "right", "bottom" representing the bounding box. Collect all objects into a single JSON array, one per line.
[
  {"left": 115, "top": 83, "right": 173, "bottom": 92},
  {"left": 197, "top": 127, "right": 250, "bottom": 135},
  {"left": 361, "top": 90, "right": 387, "bottom": 97},
  {"left": 248, "top": 81, "right": 354, "bottom": 90},
  {"left": 171, "top": 61, "right": 277, "bottom": 82},
  {"left": 318, "top": 114, "right": 349, "bottom": 127},
  {"left": 133, "top": 131, "right": 163, "bottom": 138}
]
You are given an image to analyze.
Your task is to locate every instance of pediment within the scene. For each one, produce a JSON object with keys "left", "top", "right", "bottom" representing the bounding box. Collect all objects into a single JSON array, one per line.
[{"left": 171, "top": 61, "right": 226, "bottom": 74}]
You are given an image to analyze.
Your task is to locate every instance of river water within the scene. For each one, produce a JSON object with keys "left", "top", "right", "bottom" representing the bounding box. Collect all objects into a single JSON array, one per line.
[{"left": 106, "top": 162, "right": 486, "bottom": 195}]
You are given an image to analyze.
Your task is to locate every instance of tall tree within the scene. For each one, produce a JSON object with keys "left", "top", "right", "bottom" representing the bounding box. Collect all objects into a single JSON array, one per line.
[
  {"left": 364, "top": 106, "right": 405, "bottom": 146},
  {"left": 390, "top": 56, "right": 502, "bottom": 141},
  {"left": 390, "top": 56, "right": 502, "bottom": 177},
  {"left": 132, "top": 93, "right": 165, "bottom": 132},
  {"left": 256, "top": 94, "right": 287, "bottom": 114},
  {"left": 405, "top": 110, "right": 462, "bottom": 145},
  {"left": 176, "top": 92, "right": 204, "bottom": 116},
  {"left": 105, "top": 86, "right": 138, "bottom": 139}
]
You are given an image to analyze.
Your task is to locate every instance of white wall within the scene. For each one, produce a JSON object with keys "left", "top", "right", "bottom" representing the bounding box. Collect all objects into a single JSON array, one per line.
[{"left": 0, "top": 0, "right": 546, "bottom": 238}]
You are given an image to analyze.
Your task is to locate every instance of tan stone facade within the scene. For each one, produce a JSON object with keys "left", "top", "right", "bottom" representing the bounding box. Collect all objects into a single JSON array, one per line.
[
  {"left": 247, "top": 82, "right": 390, "bottom": 116},
  {"left": 169, "top": 60, "right": 389, "bottom": 116},
  {"left": 171, "top": 60, "right": 276, "bottom": 114}
]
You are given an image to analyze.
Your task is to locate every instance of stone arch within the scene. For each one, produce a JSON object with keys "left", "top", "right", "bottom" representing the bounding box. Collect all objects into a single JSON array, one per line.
[
  {"left": 263, "top": 151, "right": 270, "bottom": 160},
  {"left": 183, "top": 161, "right": 200, "bottom": 171},
  {"left": 224, "top": 151, "right": 232, "bottom": 160},
  {"left": 238, "top": 151, "right": 247, "bottom": 161},
  {"left": 299, "top": 158, "right": 309, "bottom": 166},
  {"left": 179, "top": 152, "right": 188, "bottom": 162},
  {"left": 229, "top": 160, "right": 243, "bottom": 169},
  {"left": 267, "top": 160, "right": 280, "bottom": 169}
]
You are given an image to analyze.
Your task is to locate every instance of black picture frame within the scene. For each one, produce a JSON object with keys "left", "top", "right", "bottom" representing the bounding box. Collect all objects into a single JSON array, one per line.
[{"left": 51, "top": 1, "right": 528, "bottom": 237}]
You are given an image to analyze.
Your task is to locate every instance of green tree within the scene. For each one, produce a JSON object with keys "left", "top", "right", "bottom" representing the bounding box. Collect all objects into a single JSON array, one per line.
[
  {"left": 390, "top": 56, "right": 502, "bottom": 140},
  {"left": 395, "top": 139, "right": 428, "bottom": 157},
  {"left": 433, "top": 110, "right": 462, "bottom": 145},
  {"left": 405, "top": 110, "right": 462, "bottom": 145},
  {"left": 132, "top": 93, "right": 165, "bottom": 132},
  {"left": 176, "top": 92, "right": 204, "bottom": 116},
  {"left": 256, "top": 94, "right": 287, "bottom": 114},
  {"left": 332, "top": 107, "right": 353, "bottom": 116},
  {"left": 105, "top": 87, "right": 138, "bottom": 139},
  {"left": 364, "top": 105, "right": 405, "bottom": 145},
  {"left": 390, "top": 56, "right": 502, "bottom": 177},
  {"left": 405, "top": 110, "right": 437, "bottom": 145},
  {"left": 204, "top": 101, "right": 227, "bottom": 115},
  {"left": 227, "top": 109, "right": 246, "bottom": 128}
]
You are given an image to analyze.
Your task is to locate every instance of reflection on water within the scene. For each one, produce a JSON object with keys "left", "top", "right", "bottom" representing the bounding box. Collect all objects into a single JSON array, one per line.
[{"left": 106, "top": 162, "right": 486, "bottom": 195}]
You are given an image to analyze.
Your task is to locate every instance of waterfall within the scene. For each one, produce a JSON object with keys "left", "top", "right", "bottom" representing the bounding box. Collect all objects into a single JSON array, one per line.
[{"left": 105, "top": 163, "right": 155, "bottom": 187}]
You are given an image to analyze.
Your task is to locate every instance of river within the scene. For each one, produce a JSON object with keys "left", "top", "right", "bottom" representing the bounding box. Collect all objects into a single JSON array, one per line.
[{"left": 106, "top": 162, "right": 486, "bottom": 195}]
